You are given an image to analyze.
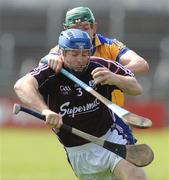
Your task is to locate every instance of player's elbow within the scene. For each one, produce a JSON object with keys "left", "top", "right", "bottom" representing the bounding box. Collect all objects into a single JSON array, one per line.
[
  {"left": 138, "top": 57, "right": 149, "bottom": 74},
  {"left": 14, "top": 74, "right": 36, "bottom": 95},
  {"left": 131, "top": 82, "right": 143, "bottom": 96},
  {"left": 127, "top": 88, "right": 142, "bottom": 96},
  {"left": 125, "top": 78, "right": 143, "bottom": 96},
  {"left": 142, "top": 59, "right": 149, "bottom": 73},
  {"left": 132, "top": 85, "right": 143, "bottom": 96},
  {"left": 14, "top": 78, "right": 25, "bottom": 95}
]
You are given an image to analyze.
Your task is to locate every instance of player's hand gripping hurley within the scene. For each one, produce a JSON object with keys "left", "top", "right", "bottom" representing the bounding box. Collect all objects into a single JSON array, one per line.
[
  {"left": 60, "top": 68, "right": 152, "bottom": 129},
  {"left": 13, "top": 104, "right": 154, "bottom": 167}
]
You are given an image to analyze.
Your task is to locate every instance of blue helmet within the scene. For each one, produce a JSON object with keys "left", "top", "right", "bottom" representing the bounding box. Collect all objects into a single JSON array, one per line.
[{"left": 58, "top": 29, "right": 92, "bottom": 50}]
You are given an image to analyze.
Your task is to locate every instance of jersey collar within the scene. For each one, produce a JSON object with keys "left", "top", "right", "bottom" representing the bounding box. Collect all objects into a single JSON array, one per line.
[{"left": 94, "top": 34, "right": 102, "bottom": 47}]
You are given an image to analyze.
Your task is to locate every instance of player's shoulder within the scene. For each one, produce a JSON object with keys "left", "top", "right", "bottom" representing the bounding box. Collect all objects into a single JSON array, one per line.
[
  {"left": 96, "top": 34, "right": 113, "bottom": 45},
  {"left": 90, "top": 56, "right": 115, "bottom": 67},
  {"left": 90, "top": 56, "right": 127, "bottom": 70},
  {"left": 96, "top": 34, "right": 126, "bottom": 50},
  {"left": 90, "top": 56, "right": 106, "bottom": 62}
]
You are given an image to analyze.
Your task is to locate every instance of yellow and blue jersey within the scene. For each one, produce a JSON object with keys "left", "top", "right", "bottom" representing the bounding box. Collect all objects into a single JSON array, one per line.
[{"left": 93, "top": 34, "right": 129, "bottom": 62}]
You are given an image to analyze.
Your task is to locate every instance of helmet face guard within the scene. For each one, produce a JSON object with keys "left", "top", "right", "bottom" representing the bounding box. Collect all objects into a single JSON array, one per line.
[{"left": 63, "top": 7, "right": 95, "bottom": 28}]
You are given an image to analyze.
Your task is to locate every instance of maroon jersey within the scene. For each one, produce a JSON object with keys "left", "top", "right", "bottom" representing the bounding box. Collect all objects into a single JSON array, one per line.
[{"left": 30, "top": 57, "right": 134, "bottom": 147}]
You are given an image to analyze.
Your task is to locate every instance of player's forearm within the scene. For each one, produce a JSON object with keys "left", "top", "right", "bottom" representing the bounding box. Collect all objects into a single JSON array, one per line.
[
  {"left": 124, "top": 58, "right": 149, "bottom": 74},
  {"left": 119, "top": 50, "right": 149, "bottom": 74},
  {"left": 113, "top": 75, "right": 142, "bottom": 96},
  {"left": 14, "top": 74, "right": 49, "bottom": 112}
]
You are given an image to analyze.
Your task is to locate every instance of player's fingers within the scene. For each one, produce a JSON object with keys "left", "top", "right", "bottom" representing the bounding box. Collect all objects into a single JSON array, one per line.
[
  {"left": 45, "top": 116, "right": 62, "bottom": 129},
  {"left": 92, "top": 71, "right": 106, "bottom": 79},
  {"left": 55, "top": 57, "right": 63, "bottom": 73},
  {"left": 55, "top": 116, "right": 63, "bottom": 129},
  {"left": 91, "top": 67, "right": 106, "bottom": 75},
  {"left": 45, "top": 118, "right": 54, "bottom": 128},
  {"left": 50, "top": 59, "right": 56, "bottom": 70},
  {"left": 52, "top": 114, "right": 62, "bottom": 129},
  {"left": 94, "top": 75, "right": 107, "bottom": 85},
  {"left": 48, "top": 59, "right": 54, "bottom": 68},
  {"left": 52, "top": 59, "right": 58, "bottom": 70},
  {"left": 91, "top": 68, "right": 109, "bottom": 79}
]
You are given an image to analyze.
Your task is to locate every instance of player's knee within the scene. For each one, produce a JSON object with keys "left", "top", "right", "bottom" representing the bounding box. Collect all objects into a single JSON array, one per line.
[
  {"left": 113, "top": 160, "right": 147, "bottom": 180},
  {"left": 125, "top": 165, "right": 147, "bottom": 180}
]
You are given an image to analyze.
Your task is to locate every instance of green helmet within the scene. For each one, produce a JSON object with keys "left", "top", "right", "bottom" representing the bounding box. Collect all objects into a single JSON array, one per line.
[{"left": 63, "top": 7, "right": 95, "bottom": 28}]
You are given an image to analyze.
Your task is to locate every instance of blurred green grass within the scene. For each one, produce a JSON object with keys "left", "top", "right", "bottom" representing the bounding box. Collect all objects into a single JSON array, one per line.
[
  {"left": 134, "top": 128, "right": 169, "bottom": 180},
  {"left": 0, "top": 128, "right": 169, "bottom": 180}
]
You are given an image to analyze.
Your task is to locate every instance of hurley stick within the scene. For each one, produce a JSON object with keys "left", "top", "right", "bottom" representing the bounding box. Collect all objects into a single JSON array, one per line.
[{"left": 13, "top": 103, "right": 154, "bottom": 167}]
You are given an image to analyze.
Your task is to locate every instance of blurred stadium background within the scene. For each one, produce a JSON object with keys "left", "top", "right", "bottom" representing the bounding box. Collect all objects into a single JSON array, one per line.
[{"left": 0, "top": 0, "right": 169, "bottom": 179}]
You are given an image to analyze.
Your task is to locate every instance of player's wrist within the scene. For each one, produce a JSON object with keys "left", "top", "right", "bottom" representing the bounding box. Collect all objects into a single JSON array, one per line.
[{"left": 41, "top": 108, "right": 51, "bottom": 114}]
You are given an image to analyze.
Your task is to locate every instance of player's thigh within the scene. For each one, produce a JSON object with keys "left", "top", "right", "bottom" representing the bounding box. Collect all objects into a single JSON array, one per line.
[{"left": 112, "top": 159, "right": 147, "bottom": 180}]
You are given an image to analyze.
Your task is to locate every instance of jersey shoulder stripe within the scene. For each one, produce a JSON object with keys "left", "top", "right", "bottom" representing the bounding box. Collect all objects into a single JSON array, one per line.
[
  {"left": 90, "top": 56, "right": 134, "bottom": 77},
  {"left": 96, "top": 34, "right": 113, "bottom": 45}
]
